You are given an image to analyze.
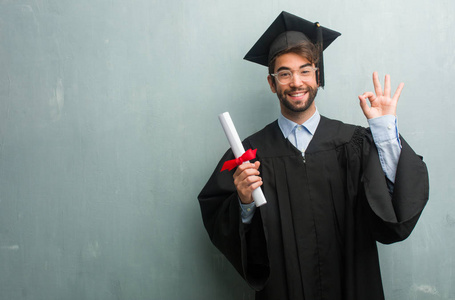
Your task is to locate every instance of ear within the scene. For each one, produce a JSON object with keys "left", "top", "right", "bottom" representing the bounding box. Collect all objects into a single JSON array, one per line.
[{"left": 267, "top": 75, "right": 277, "bottom": 93}]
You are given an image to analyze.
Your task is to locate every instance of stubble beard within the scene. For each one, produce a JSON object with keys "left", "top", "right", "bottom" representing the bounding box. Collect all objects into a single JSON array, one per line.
[{"left": 278, "top": 85, "right": 318, "bottom": 113}]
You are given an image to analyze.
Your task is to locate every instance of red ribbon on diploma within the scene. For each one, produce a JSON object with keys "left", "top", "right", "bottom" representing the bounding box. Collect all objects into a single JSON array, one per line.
[{"left": 220, "top": 149, "right": 257, "bottom": 172}]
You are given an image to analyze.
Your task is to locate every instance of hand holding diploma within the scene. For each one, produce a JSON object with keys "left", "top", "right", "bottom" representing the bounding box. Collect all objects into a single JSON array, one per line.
[
  {"left": 233, "top": 161, "right": 263, "bottom": 205},
  {"left": 218, "top": 112, "right": 267, "bottom": 207}
]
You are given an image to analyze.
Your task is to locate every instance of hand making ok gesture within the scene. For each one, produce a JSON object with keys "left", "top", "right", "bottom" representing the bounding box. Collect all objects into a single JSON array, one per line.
[{"left": 358, "top": 72, "right": 405, "bottom": 119}]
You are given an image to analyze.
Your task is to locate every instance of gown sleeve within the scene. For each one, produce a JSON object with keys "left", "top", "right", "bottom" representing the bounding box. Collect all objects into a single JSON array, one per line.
[
  {"left": 197, "top": 147, "right": 270, "bottom": 290},
  {"left": 357, "top": 129, "right": 429, "bottom": 244}
]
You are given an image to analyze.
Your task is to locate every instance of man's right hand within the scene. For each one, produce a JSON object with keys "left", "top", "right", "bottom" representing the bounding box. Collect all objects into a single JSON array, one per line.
[{"left": 233, "top": 161, "right": 263, "bottom": 204}]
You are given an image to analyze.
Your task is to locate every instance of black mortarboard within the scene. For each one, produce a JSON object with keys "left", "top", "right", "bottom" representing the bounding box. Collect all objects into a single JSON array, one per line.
[{"left": 244, "top": 11, "right": 341, "bottom": 87}]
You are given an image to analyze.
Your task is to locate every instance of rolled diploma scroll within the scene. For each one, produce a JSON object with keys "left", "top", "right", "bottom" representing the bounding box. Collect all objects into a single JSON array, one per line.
[{"left": 218, "top": 112, "right": 267, "bottom": 207}]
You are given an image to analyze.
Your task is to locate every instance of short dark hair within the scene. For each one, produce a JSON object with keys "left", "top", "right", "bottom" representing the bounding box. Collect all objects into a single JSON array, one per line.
[{"left": 268, "top": 42, "right": 321, "bottom": 84}]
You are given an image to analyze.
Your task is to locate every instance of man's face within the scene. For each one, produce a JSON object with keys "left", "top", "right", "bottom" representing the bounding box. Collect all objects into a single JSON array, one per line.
[{"left": 267, "top": 52, "right": 319, "bottom": 115}]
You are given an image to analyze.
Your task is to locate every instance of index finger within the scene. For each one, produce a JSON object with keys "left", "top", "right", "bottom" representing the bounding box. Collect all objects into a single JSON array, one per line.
[{"left": 233, "top": 161, "right": 260, "bottom": 177}]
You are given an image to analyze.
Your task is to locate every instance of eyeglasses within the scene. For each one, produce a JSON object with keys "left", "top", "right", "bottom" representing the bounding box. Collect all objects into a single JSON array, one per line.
[{"left": 271, "top": 67, "right": 318, "bottom": 85}]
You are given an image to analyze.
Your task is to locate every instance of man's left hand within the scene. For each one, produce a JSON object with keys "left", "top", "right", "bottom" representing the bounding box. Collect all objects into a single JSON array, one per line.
[{"left": 358, "top": 72, "right": 404, "bottom": 119}]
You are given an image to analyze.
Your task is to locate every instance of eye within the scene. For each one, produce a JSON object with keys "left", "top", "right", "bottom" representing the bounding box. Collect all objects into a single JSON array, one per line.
[
  {"left": 300, "top": 68, "right": 311, "bottom": 76},
  {"left": 278, "top": 71, "right": 291, "bottom": 79}
]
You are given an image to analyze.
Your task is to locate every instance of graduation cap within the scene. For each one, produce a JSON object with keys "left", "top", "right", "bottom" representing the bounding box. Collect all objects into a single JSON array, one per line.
[{"left": 244, "top": 11, "right": 341, "bottom": 87}]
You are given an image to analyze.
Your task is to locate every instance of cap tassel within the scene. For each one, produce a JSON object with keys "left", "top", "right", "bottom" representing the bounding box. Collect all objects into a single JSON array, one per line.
[{"left": 315, "top": 22, "right": 324, "bottom": 88}]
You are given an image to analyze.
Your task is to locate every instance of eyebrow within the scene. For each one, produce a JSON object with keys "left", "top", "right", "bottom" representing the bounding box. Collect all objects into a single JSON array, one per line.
[{"left": 276, "top": 63, "right": 312, "bottom": 73}]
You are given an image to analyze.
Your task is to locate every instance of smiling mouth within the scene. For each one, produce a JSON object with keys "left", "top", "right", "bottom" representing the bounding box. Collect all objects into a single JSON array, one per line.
[{"left": 288, "top": 90, "right": 308, "bottom": 98}]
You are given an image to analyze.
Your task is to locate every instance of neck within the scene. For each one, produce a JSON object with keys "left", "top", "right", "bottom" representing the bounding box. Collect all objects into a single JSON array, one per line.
[{"left": 281, "top": 104, "right": 316, "bottom": 125}]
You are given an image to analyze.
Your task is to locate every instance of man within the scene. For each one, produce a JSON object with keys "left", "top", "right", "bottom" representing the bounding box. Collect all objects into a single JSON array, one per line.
[{"left": 198, "top": 11, "right": 429, "bottom": 300}]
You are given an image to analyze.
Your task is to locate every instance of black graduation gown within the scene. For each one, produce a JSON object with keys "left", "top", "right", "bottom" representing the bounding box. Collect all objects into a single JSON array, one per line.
[{"left": 198, "top": 116, "right": 429, "bottom": 300}]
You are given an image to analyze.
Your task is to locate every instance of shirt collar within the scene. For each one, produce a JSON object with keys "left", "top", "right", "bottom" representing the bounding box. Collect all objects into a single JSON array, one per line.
[{"left": 278, "top": 108, "right": 321, "bottom": 139}]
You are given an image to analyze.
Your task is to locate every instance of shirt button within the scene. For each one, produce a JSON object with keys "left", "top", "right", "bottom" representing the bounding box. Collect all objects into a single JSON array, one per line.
[{"left": 387, "top": 124, "right": 393, "bottom": 130}]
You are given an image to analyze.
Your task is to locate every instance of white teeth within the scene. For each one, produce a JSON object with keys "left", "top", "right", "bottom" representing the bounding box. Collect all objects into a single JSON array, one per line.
[{"left": 290, "top": 93, "right": 305, "bottom": 97}]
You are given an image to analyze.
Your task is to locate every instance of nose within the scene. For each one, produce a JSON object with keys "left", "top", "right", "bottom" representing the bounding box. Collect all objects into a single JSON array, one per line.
[{"left": 290, "top": 71, "right": 304, "bottom": 87}]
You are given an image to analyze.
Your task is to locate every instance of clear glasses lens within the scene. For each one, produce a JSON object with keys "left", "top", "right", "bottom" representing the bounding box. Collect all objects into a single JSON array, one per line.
[{"left": 274, "top": 67, "right": 317, "bottom": 84}]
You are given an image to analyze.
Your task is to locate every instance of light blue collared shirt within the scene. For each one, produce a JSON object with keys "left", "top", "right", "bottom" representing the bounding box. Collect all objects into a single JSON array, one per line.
[
  {"left": 278, "top": 109, "right": 320, "bottom": 156},
  {"left": 240, "top": 109, "right": 402, "bottom": 224}
]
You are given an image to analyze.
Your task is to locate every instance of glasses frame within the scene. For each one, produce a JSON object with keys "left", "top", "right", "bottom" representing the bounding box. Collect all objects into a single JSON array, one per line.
[{"left": 271, "top": 67, "right": 318, "bottom": 85}]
